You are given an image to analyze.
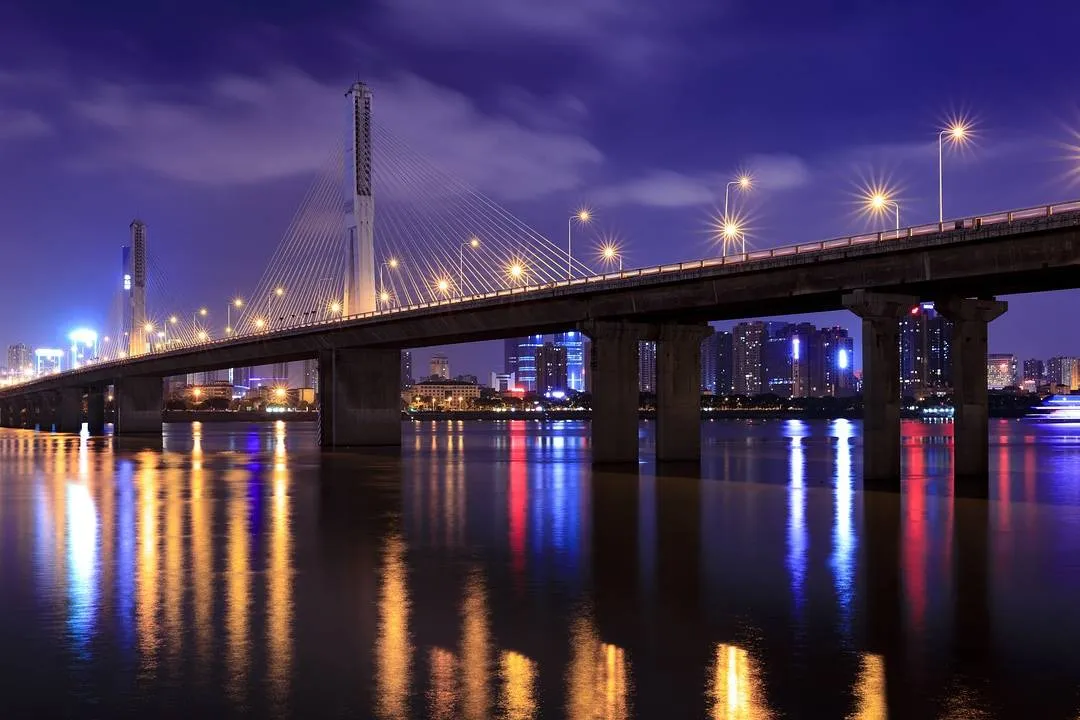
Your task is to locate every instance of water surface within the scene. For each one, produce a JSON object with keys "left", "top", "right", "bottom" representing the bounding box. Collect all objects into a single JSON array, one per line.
[{"left": 1, "top": 418, "right": 1079, "bottom": 718}]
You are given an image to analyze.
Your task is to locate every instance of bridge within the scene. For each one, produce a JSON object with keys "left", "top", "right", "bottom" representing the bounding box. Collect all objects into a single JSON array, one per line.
[{"left": 2, "top": 81, "right": 1079, "bottom": 490}]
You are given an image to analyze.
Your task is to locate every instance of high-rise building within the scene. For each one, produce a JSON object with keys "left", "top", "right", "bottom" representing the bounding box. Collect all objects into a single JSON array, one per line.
[
  {"left": 1022, "top": 358, "right": 1045, "bottom": 383},
  {"left": 1046, "top": 357, "right": 1077, "bottom": 389},
  {"left": 762, "top": 328, "right": 794, "bottom": 397},
  {"left": 300, "top": 358, "right": 318, "bottom": 389},
  {"left": 899, "top": 302, "right": 952, "bottom": 395},
  {"left": 715, "top": 331, "right": 733, "bottom": 395},
  {"left": 273, "top": 362, "right": 289, "bottom": 383},
  {"left": 820, "top": 327, "right": 854, "bottom": 397},
  {"left": 128, "top": 219, "right": 148, "bottom": 356},
  {"left": 430, "top": 354, "right": 450, "bottom": 380},
  {"left": 789, "top": 322, "right": 817, "bottom": 397},
  {"left": 639, "top": 341, "right": 657, "bottom": 393},
  {"left": 987, "top": 353, "right": 1018, "bottom": 389},
  {"left": 401, "top": 350, "right": 413, "bottom": 388},
  {"left": 7, "top": 344, "right": 32, "bottom": 375},
  {"left": 700, "top": 333, "right": 718, "bottom": 393},
  {"left": 552, "top": 331, "right": 586, "bottom": 392},
  {"left": 535, "top": 342, "right": 568, "bottom": 395},
  {"left": 732, "top": 321, "right": 765, "bottom": 395},
  {"left": 503, "top": 335, "right": 546, "bottom": 391},
  {"left": 34, "top": 348, "right": 62, "bottom": 376}
]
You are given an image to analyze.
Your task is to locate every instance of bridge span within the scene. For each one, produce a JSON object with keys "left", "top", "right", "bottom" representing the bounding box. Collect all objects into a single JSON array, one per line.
[{"left": 3, "top": 201, "right": 1080, "bottom": 489}]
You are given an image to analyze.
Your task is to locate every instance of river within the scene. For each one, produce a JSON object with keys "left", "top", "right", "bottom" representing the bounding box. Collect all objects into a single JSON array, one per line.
[{"left": 1, "top": 418, "right": 1079, "bottom": 718}]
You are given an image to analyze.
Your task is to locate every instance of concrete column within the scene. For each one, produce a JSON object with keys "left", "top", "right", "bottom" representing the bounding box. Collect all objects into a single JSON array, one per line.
[
  {"left": 318, "top": 347, "right": 402, "bottom": 447},
  {"left": 31, "top": 394, "right": 48, "bottom": 431},
  {"left": 843, "top": 290, "right": 919, "bottom": 489},
  {"left": 87, "top": 388, "right": 107, "bottom": 436},
  {"left": 939, "top": 297, "right": 1008, "bottom": 485},
  {"left": 114, "top": 376, "right": 163, "bottom": 436},
  {"left": 656, "top": 323, "right": 712, "bottom": 463},
  {"left": 581, "top": 321, "right": 643, "bottom": 465},
  {"left": 56, "top": 388, "right": 83, "bottom": 434}
]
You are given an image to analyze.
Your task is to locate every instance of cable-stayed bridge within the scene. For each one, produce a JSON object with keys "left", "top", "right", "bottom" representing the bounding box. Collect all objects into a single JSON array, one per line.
[{"left": 3, "top": 81, "right": 1080, "bottom": 491}]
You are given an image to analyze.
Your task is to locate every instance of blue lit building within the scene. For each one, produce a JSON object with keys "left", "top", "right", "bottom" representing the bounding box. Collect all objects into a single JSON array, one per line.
[{"left": 505, "top": 333, "right": 585, "bottom": 392}]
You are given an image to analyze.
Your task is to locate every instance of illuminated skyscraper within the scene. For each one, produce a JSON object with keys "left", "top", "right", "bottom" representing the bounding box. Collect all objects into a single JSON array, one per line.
[
  {"left": 503, "top": 335, "right": 545, "bottom": 391},
  {"left": 6, "top": 343, "right": 32, "bottom": 375},
  {"left": 732, "top": 321, "right": 765, "bottom": 395},
  {"left": 535, "top": 342, "right": 568, "bottom": 395},
  {"left": 700, "top": 333, "right": 718, "bottom": 393},
  {"left": 552, "top": 331, "right": 586, "bottom": 392},
  {"left": 401, "top": 350, "right": 413, "bottom": 388},
  {"left": 638, "top": 341, "right": 657, "bottom": 393},
  {"left": 429, "top": 354, "right": 450, "bottom": 380},
  {"left": 820, "top": 327, "right": 854, "bottom": 397},
  {"left": 899, "top": 302, "right": 952, "bottom": 395},
  {"left": 715, "top": 331, "right": 733, "bottom": 395},
  {"left": 1022, "top": 358, "right": 1045, "bottom": 383},
  {"left": 987, "top": 353, "right": 1018, "bottom": 389},
  {"left": 128, "top": 219, "right": 148, "bottom": 356}
]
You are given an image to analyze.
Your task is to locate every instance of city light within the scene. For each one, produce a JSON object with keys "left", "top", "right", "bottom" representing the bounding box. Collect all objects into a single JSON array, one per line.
[
  {"left": 255, "top": 318, "right": 266, "bottom": 330},
  {"left": 435, "top": 277, "right": 452, "bottom": 296},
  {"left": 469, "top": 236, "right": 480, "bottom": 248},
  {"left": 712, "top": 214, "right": 747, "bottom": 256},
  {"left": 567, "top": 207, "right": 593, "bottom": 280},
  {"left": 725, "top": 172, "right": 753, "bottom": 222},
  {"left": 862, "top": 184, "right": 900, "bottom": 236},
  {"left": 274, "top": 287, "right": 284, "bottom": 297},
  {"left": 792, "top": 336, "right": 801, "bottom": 361},
  {"left": 939, "top": 117, "right": 973, "bottom": 222},
  {"left": 379, "top": 289, "right": 392, "bottom": 305},
  {"left": 838, "top": 348, "right": 850, "bottom": 370},
  {"left": 143, "top": 322, "right": 154, "bottom": 333},
  {"left": 68, "top": 328, "right": 98, "bottom": 346},
  {"left": 506, "top": 260, "right": 527, "bottom": 284},
  {"left": 329, "top": 300, "right": 342, "bottom": 314},
  {"left": 233, "top": 298, "right": 244, "bottom": 308},
  {"left": 169, "top": 316, "right": 178, "bottom": 324},
  {"left": 387, "top": 258, "right": 399, "bottom": 269},
  {"left": 196, "top": 330, "right": 208, "bottom": 341},
  {"left": 598, "top": 240, "right": 623, "bottom": 271}
]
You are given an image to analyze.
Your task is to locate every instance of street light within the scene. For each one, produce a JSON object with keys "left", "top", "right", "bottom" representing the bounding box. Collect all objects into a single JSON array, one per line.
[
  {"left": 938, "top": 120, "right": 971, "bottom": 223},
  {"left": 568, "top": 208, "right": 591, "bottom": 280},
  {"left": 459, "top": 236, "right": 480, "bottom": 297},
  {"left": 599, "top": 241, "right": 623, "bottom": 272},
  {"left": 866, "top": 189, "right": 900, "bottom": 238},
  {"left": 143, "top": 322, "right": 155, "bottom": 352},
  {"left": 329, "top": 300, "right": 342, "bottom": 315},
  {"left": 255, "top": 318, "right": 266, "bottom": 331},
  {"left": 378, "top": 289, "right": 392, "bottom": 307},
  {"left": 506, "top": 260, "right": 527, "bottom": 285},
  {"left": 196, "top": 330, "right": 208, "bottom": 342},
  {"left": 193, "top": 307, "right": 207, "bottom": 343},
  {"left": 717, "top": 218, "right": 746, "bottom": 256},
  {"left": 724, "top": 174, "right": 752, "bottom": 221},
  {"left": 435, "top": 277, "right": 452, "bottom": 297},
  {"left": 269, "top": 287, "right": 284, "bottom": 328},
  {"left": 227, "top": 297, "right": 243, "bottom": 335}
]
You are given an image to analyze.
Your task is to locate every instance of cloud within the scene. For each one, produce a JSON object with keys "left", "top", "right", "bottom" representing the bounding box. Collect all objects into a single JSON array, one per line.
[
  {"left": 0, "top": 108, "right": 51, "bottom": 140},
  {"left": 69, "top": 69, "right": 603, "bottom": 199},
  {"left": 377, "top": 0, "right": 711, "bottom": 74},
  {"left": 743, "top": 153, "right": 811, "bottom": 190},
  {"left": 594, "top": 170, "right": 719, "bottom": 208}
]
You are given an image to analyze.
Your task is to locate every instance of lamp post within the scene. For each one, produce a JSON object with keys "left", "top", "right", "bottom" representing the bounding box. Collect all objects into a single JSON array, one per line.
[
  {"left": 568, "top": 209, "right": 591, "bottom": 280},
  {"left": 459, "top": 237, "right": 480, "bottom": 297},
  {"left": 193, "top": 308, "right": 207, "bottom": 342},
  {"left": 600, "top": 242, "right": 623, "bottom": 271},
  {"left": 167, "top": 315, "right": 178, "bottom": 347},
  {"left": 269, "top": 287, "right": 284, "bottom": 328},
  {"left": 144, "top": 322, "right": 155, "bottom": 353},
  {"left": 227, "top": 297, "right": 243, "bottom": 335},
  {"left": 724, "top": 174, "right": 752, "bottom": 221},
  {"left": 938, "top": 121, "right": 970, "bottom": 223},
  {"left": 867, "top": 191, "right": 900, "bottom": 238}
]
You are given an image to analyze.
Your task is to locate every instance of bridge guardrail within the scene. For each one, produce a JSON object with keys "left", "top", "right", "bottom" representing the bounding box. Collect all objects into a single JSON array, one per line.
[{"left": 8, "top": 198, "right": 1080, "bottom": 389}]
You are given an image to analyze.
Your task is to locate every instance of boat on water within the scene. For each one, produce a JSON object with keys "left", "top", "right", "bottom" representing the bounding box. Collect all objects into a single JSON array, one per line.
[{"left": 1026, "top": 395, "right": 1080, "bottom": 422}]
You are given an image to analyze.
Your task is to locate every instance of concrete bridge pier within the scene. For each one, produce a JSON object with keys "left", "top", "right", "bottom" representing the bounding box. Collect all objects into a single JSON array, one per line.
[
  {"left": 87, "top": 388, "right": 107, "bottom": 436},
  {"left": 55, "top": 388, "right": 84, "bottom": 434},
  {"left": 318, "top": 347, "right": 402, "bottom": 447},
  {"left": 844, "top": 290, "right": 918, "bottom": 490},
  {"left": 939, "top": 297, "right": 1007, "bottom": 491},
  {"left": 114, "top": 376, "right": 163, "bottom": 436},
  {"left": 656, "top": 323, "right": 712, "bottom": 463},
  {"left": 582, "top": 321, "right": 642, "bottom": 465}
]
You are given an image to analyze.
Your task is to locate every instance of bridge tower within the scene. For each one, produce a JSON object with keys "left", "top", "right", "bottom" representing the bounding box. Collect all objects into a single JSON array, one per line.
[
  {"left": 343, "top": 82, "right": 376, "bottom": 316},
  {"left": 128, "top": 219, "right": 148, "bottom": 355}
]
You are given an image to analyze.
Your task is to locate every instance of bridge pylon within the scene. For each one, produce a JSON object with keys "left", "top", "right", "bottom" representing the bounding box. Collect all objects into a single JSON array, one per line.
[{"left": 344, "top": 82, "right": 376, "bottom": 316}]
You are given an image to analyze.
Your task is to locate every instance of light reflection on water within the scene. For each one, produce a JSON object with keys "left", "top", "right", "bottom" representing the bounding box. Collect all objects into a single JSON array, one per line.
[{"left": 0, "top": 418, "right": 1080, "bottom": 716}]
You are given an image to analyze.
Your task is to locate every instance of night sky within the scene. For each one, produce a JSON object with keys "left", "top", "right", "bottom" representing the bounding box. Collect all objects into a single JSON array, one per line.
[{"left": 2, "top": 0, "right": 1080, "bottom": 377}]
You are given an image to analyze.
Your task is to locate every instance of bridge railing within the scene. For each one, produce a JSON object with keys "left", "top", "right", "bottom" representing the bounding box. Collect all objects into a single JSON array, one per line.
[{"left": 8, "top": 199, "right": 1080, "bottom": 388}]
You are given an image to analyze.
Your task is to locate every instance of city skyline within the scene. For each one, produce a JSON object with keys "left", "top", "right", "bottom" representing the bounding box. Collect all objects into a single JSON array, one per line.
[{"left": 2, "top": 2, "right": 1080, "bottom": 373}]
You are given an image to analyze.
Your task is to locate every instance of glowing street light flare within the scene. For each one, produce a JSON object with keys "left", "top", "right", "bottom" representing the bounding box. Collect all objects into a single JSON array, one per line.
[
  {"left": 599, "top": 241, "right": 623, "bottom": 271},
  {"left": 169, "top": 315, "right": 178, "bottom": 324},
  {"left": 864, "top": 187, "right": 901, "bottom": 237},
  {"left": 274, "top": 287, "right": 284, "bottom": 297},
  {"left": 567, "top": 207, "right": 593, "bottom": 280},
  {"left": 459, "top": 236, "right": 481, "bottom": 297},
  {"left": 387, "top": 258, "right": 399, "bottom": 269},
  {"left": 378, "top": 289, "right": 392, "bottom": 305},
  {"left": 233, "top": 297, "right": 244, "bottom": 308},
  {"left": 255, "top": 318, "right": 266, "bottom": 330},
  {"left": 434, "top": 277, "right": 452, "bottom": 296},
  {"left": 227, "top": 298, "right": 243, "bottom": 334},
  {"left": 196, "top": 330, "right": 208, "bottom": 342},
  {"left": 507, "top": 261, "right": 527, "bottom": 283},
  {"left": 725, "top": 172, "right": 753, "bottom": 221},
  {"left": 938, "top": 118, "right": 973, "bottom": 223},
  {"left": 329, "top": 300, "right": 342, "bottom": 314}
]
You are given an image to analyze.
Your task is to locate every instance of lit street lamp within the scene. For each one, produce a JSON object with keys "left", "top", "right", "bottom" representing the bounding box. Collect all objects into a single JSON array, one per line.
[
  {"left": 143, "top": 322, "right": 155, "bottom": 352},
  {"left": 506, "top": 260, "right": 526, "bottom": 285},
  {"left": 599, "top": 241, "right": 623, "bottom": 271},
  {"left": 459, "top": 236, "right": 480, "bottom": 297},
  {"left": 227, "top": 297, "right": 243, "bottom": 335},
  {"left": 867, "top": 190, "right": 900, "bottom": 238},
  {"left": 568, "top": 208, "right": 591, "bottom": 280},
  {"left": 193, "top": 307, "right": 207, "bottom": 343},
  {"left": 938, "top": 121, "right": 970, "bottom": 223},
  {"left": 269, "top": 287, "right": 284, "bottom": 328},
  {"left": 724, "top": 174, "right": 752, "bottom": 221}
]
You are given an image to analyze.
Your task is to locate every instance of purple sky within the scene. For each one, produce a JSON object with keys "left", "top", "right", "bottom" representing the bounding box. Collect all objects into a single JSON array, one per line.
[{"left": 2, "top": 1, "right": 1080, "bottom": 377}]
